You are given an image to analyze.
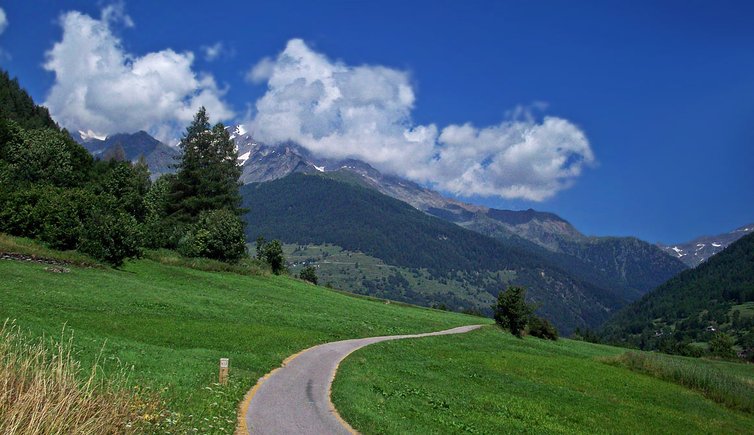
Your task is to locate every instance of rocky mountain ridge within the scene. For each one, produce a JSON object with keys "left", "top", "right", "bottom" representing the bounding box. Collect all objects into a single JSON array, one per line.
[{"left": 658, "top": 224, "right": 754, "bottom": 267}]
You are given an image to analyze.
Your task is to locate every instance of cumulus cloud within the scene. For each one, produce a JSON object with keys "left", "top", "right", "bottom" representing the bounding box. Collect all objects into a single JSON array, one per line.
[
  {"left": 0, "top": 7, "right": 8, "bottom": 35},
  {"left": 247, "top": 39, "right": 594, "bottom": 201},
  {"left": 43, "top": 7, "right": 233, "bottom": 143}
]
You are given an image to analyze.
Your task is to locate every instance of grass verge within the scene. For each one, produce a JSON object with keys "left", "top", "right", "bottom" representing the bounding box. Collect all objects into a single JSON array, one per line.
[
  {"left": 332, "top": 327, "right": 754, "bottom": 434},
  {"left": 0, "top": 233, "right": 100, "bottom": 267},
  {"left": 0, "top": 321, "right": 151, "bottom": 434},
  {"left": 602, "top": 351, "right": 754, "bottom": 413}
]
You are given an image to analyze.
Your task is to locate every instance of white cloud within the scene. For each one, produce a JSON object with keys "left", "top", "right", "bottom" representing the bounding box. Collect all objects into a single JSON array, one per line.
[
  {"left": 245, "top": 57, "right": 275, "bottom": 84},
  {"left": 0, "top": 8, "right": 8, "bottom": 35},
  {"left": 43, "top": 7, "right": 233, "bottom": 143},
  {"left": 246, "top": 39, "right": 594, "bottom": 201},
  {"left": 202, "top": 42, "right": 233, "bottom": 62}
]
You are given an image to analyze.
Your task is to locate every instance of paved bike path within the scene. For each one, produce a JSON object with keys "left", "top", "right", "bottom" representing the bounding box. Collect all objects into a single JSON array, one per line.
[{"left": 240, "top": 324, "right": 483, "bottom": 434}]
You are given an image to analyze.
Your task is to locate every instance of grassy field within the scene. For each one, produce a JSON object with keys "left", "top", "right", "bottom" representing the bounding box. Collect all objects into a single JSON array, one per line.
[
  {"left": 332, "top": 327, "right": 754, "bottom": 434},
  {"left": 284, "top": 243, "right": 512, "bottom": 311},
  {"left": 0, "top": 237, "right": 484, "bottom": 433}
]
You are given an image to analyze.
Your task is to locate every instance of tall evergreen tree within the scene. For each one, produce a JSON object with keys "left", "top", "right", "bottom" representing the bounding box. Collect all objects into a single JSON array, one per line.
[{"left": 169, "top": 107, "right": 243, "bottom": 221}]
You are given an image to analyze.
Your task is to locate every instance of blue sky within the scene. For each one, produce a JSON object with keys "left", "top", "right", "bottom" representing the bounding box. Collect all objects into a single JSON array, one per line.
[{"left": 1, "top": 0, "right": 752, "bottom": 244}]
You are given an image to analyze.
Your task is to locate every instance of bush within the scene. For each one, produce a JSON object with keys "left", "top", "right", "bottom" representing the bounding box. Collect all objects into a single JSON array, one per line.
[
  {"left": 177, "top": 209, "right": 247, "bottom": 262},
  {"left": 299, "top": 266, "right": 318, "bottom": 285},
  {"left": 79, "top": 208, "right": 143, "bottom": 268},
  {"left": 709, "top": 333, "right": 736, "bottom": 359},
  {"left": 255, "top": 238, "right": 286, "bottom": 275},
  {"left": 528, "top": 315, "right": 558, "bottom": 340}
]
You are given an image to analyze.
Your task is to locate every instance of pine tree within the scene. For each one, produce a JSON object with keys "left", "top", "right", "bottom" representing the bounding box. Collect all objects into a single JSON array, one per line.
[
  {"left": 169, "top": 107, "right": 243, "bottom": 221},
  {"left": 494, "top": 286, "right": 533, "bottom": 338}
]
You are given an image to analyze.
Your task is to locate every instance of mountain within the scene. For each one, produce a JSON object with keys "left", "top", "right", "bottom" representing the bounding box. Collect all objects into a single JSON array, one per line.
[
  {"left": 601, "top": 232, "right": 754, "bottom": 356},
  {"left": 242, "top": 173, "right": 640, "bottom": 334},
  {"left": 73, "top": 126, "right": 686, "bottom": 305},
  {"left": 658, "top": 224, "right": 754, "bottom": 267},
  {"left": 76, "top": 131, "right": 179, "bottom": 178},
  {"left": 223, "top": 127, "right": 686, "bottom": 298}
]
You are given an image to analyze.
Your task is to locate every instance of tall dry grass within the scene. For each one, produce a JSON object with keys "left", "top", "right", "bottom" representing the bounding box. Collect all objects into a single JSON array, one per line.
[
  {"left": 0, "top": 321, "right": 145, "bottom": 434},
  {"left": 604, "top": 351, "right": 754, "bottom": 414}
]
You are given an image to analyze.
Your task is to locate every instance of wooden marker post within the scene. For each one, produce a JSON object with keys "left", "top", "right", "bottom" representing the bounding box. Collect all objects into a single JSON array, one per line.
[{"left": 219, "top": 358, "right": 229, "bottom": 385}]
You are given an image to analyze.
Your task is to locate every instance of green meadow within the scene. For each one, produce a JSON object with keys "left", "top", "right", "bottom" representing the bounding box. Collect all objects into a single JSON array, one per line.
[
  {"left": 332, "top": 327, "right": 754, "bottom": 434},
  {"left": 0, "top": 236, "right": 482, "bottom": 433}
]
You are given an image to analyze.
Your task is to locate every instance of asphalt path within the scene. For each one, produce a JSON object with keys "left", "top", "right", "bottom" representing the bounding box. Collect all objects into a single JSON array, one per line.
[{"left": 241, "top": 324, "right": 483, "bottom": 434}]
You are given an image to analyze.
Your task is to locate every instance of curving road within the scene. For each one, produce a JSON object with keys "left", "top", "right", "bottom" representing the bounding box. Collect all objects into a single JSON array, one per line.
[{"left": 239, "top": 324, "right": 483, "bottom": 435}]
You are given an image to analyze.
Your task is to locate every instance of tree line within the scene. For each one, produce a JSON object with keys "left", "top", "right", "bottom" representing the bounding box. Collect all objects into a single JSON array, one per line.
[{"left": 0, "top": 69, "right": 294, "bottom": 274}]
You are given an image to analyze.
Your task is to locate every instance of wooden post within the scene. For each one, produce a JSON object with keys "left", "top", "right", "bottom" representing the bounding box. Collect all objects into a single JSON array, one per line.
[{"left": 219, "top": 358, "right": 229, "bottom": 385}]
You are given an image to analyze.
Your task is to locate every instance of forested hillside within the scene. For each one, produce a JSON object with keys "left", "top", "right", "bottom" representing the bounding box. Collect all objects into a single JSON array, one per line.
[
  {"left": 0, "top": 69, "right": 247, "bottom": 267},
  {"left": 242, "top": 173, "right": 629, "bottom": 333},
  {"left": 0, "top": 70, "right": 58, "bottom": 131},
  {"left": 601, "top": 232, "right": 754, "bottom": 357}
]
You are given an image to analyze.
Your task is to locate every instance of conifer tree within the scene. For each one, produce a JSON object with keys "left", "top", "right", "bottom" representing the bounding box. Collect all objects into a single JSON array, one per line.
[{"left": 169, "top": 107, "right": 243, "bottom": 221}]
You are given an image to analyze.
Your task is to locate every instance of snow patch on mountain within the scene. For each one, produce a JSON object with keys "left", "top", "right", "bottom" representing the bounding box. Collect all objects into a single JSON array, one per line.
[
  {"left": 78, "top": 129, "right": 106, "bottom": 141},
  {"left": 659, "top": 224, "right": 754, "bottom": 267}
]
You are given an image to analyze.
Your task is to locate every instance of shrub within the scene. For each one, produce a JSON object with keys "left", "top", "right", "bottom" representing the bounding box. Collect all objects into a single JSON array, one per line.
[
  {"left": 528, "top": 315, "right": 559, "bottom": 340},
  {"left": 177, "top": 209, "right": 247, "bottom": 262},
  {"left": 261, "top": 239, "right": 286, "bottom": 275},
  {"left": 299, "top": 266, "right": 318, "bottom": 285},
  {"left": 79, "top": 207, "right": 143, "bottom": 268},
  {"left": 709, "top": 333, "right": 736, "bottom": 359}
]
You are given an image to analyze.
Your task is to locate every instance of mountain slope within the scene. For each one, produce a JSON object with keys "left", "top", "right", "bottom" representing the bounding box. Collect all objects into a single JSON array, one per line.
[
  {"left": 226, "top": 132, "right": 686, "bottom": 299},
  {"left": 659, "top": 223, "right": 754, "bottom": 267},
  {"left": 242, "top": 173, "right": 629, "bottom": 334},
  {"left": 76, "top": 131, "right": 179, "bottom": 178},
  {"left": 601, "top": 232, "right": 754, "bottom": 354},
  {"left": 0, "top": 70, "right": 58, "bottom": 131}
]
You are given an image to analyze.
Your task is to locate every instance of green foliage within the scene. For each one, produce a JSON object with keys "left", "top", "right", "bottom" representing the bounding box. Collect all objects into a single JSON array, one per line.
[
  {"left": 0, "top": 70, "right": 58, "bottom": 131},
  {"left": 494, "top": 286, "right": 533, "bottom": 338},
  {"left": 169, "top": 107, "right": 243, "bottom": 222},
  {"left": 258, "top": 239, "right": 286, "bottom": 275},
  {"left": 78, "top": 207, "right": 143, "bottom": 268},
  {"left": 255, "top": 236, "right": 266, "bottom": 260},
  {"left": 142, "top": 175, "right": 183, "bottom": 249},
  {"left": 177, "top": 209, "right": 247, "bottom": 262},
  {"left": 528, "top": 315, "right": 559, "bottom": 340},
  {"left": 0, "top": 186, "right": 94, "bottom": 251},
  {"left": 93, "top": 159, "right": 151, "bottom": 221},
  {"left": 601, "top": 233, "right": 754, "bottom": 357},
  {"left": 299, "top": 266, "right": 318, "bottom": 285},
  {"left": 0, "top": 120, "right": 92, "bottom": 187},
  {"left": 709, "top": 333, "right": 736, "bottom": 359}
]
